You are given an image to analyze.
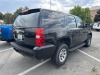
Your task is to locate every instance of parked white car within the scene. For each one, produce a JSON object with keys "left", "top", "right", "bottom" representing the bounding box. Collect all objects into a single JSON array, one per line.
[{"left": 93, "top": 22, "right": 100, "bottom": 31}]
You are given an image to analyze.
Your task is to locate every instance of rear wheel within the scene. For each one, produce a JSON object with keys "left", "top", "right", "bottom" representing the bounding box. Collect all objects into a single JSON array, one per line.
[
  {"left": 85, "top": 35, "right": 92, "bottom": 47},
  {"left": 52, "top": 43, "right": 68, "bottom": 66}
]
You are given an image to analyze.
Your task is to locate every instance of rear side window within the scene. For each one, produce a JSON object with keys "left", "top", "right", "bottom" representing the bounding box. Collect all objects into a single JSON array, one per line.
[
  {"left": 67, "top": 16, "right": 76, "bottom": 28},
  {"left": 42, "top": 10, "right": 65, "bottom": 28},
  {"left": 14, "top": 9, "right": 40, "bottom": 28}
]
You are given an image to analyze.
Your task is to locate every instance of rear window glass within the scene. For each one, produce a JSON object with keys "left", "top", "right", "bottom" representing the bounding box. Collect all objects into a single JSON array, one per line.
[{"left": 13, "top": 9, "right": 40, "bottom": 28}]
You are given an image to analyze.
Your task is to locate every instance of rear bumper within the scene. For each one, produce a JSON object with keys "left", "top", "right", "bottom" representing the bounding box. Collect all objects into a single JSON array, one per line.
[{"left": 11, "top": 42, "right": 56, "bottom": 59}]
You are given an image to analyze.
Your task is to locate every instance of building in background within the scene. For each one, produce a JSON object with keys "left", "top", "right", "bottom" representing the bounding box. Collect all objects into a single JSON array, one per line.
[{"left": 90, "top": 6, "right": 100, "bottom": 21}]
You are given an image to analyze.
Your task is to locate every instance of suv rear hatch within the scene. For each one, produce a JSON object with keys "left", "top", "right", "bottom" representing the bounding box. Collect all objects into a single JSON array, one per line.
[{"left": 13, "top": 9, "right": 44, "bottom": 49}]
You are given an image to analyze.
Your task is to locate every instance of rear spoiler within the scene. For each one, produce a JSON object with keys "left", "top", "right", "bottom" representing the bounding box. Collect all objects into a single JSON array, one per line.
[{"left": 19, "top": 9, "right": 40, "bottom": 15}]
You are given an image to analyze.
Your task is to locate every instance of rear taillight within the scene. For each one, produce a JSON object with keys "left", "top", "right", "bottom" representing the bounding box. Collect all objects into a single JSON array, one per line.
[
  {"left": 0, "top": 28, "right": 2, "bottom": 34},
  {"left": 36, "top": 28, "right": 45, "bottom": 47}
]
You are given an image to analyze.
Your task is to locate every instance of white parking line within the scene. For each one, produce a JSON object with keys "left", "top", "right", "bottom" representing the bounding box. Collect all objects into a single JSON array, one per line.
[
  {"left": 77, "top": 49, "right": 100, "bottom": 63},
  {"left": 18, "top": 58, "right": 51, "bottom": 75},
  {"left": 0, "top": 48, "right": 13, "bottom": 53},
  {"left": 18, "top": 49, "right": 100, "bottom": 75}
]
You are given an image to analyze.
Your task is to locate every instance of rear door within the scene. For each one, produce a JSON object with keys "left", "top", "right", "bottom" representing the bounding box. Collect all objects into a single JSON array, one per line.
[
  {"left": 13, "top": 9, "right": 40, "bottom": 47},
  {"left": 75, "top": 17, "right": 88, "bottom": 44},
  {"left": 66, "top": 15, "right": 80, "bottom": 47}
]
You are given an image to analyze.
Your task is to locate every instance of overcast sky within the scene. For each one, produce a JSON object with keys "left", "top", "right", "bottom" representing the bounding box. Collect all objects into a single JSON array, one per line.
[{"left": 0, "top": 0, "right": 100, "bottom": 13}]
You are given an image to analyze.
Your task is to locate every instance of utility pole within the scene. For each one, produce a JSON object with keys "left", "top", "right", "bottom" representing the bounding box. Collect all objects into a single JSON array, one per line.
[{"left": 50, "top": 0, "right": 51, "bottom": 9}]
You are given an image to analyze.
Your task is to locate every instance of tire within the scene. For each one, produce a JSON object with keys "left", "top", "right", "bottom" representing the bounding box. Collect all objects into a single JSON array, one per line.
[
  {"left": 85, "top": 35, "right": 92, "bottom": 47},
  {"left": 52, "top": 43, "right": 69, "bottom": 67}
]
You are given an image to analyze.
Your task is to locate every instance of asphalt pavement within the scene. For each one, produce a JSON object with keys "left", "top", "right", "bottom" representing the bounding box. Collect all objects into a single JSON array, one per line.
[{"left": 0, "top": 31, "right": 100, "bottom": 75}]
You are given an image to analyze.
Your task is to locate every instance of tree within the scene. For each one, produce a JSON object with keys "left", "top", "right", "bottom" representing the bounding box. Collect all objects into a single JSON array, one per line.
[
  {"left": 94, "top": 9, "right": 100, "bottom": 22},
  {"left": 70, "top": 5, "right": 84, "bottom": 20},
  {"left": 0, "top": 6, "right": 29, "bottom": 24},
  {"left": 84, "top": 8, "right": 92, "bottom": 24},
  {"left": 13, "top": 6, "right": 29, "bottom": 20},
  {"left": 13, "top": 7, "right": 22, "bottom": 20},
  {"left": 0, "top": 12, "right": 4, "bottom": 19},
  {"left": 70, "top": 5, "right": 92, "bottom": 24},
  {"left": 4, "top": 13, "right": 13, "bottom": 24}
]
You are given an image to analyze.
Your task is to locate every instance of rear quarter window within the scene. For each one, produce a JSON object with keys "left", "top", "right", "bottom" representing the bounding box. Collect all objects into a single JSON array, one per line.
[
  {"left": 41, "top": 10, "right": 65, "bottom": 29},
  {"left": 66, "top": 16, "right": 76, "bottom": 28}
]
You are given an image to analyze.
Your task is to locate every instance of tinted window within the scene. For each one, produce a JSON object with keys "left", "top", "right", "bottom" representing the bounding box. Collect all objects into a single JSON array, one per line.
[
  {"left": 67, "top": 16, "right": 76, "bottom": 28},
  {"left": 75, "top": 17, "right": 83, "bottom": 28},
  {"left": 14, "top": 12, "right": 40, "bottom": 28},
  {"left": 42, "top": 10, "right": 65, "bottom": 28}
]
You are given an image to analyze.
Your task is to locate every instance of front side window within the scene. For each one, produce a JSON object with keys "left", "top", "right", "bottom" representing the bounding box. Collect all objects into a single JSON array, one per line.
[{"left": 67, "top": 16, "right": 76, "bottom": 28}]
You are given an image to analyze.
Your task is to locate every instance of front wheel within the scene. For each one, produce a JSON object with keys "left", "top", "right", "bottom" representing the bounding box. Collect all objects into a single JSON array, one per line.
[
  {"left": 85, "top": 35, "right": 92, "bottom": 47},
  {"left": 52, "top": 44, "right": 68, "bottom": 66}
]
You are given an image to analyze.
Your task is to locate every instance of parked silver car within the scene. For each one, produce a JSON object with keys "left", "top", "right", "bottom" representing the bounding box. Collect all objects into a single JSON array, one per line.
[{"left": 93, "top": 22, "right": 100, "bottom": 31}]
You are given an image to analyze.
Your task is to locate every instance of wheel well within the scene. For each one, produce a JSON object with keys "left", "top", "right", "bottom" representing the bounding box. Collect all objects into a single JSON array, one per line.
[{"left": 58, "top": 38, "right": 71, "bottom": 48}]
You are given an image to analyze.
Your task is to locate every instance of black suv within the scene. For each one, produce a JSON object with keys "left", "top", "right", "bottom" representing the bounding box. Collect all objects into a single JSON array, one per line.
[{"left": 11, "top": 8, "right": 92, "bottom": 66}]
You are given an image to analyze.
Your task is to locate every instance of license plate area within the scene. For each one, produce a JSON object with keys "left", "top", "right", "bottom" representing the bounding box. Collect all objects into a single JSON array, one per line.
[{"left": 17, "top": 34, "right": 23, "bottom": 41}]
